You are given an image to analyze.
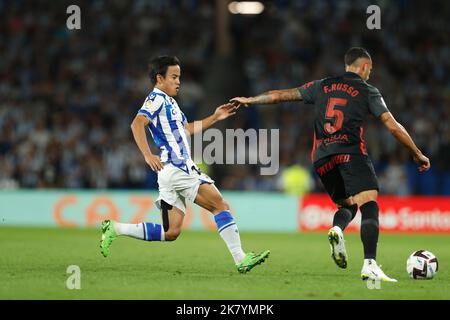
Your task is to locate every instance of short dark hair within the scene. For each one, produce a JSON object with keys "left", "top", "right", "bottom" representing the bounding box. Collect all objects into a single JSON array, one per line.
[
  {"left": 148, "top": 56, "right": 180, "bottom": 85},
  {"left": 344, "top": 47, "right": 371, "bottom": 66}
]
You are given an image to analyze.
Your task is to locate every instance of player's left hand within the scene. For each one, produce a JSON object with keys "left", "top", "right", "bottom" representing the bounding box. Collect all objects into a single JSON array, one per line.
[{"left": 214, "top": 103, "right": 238, "bottom": 121}]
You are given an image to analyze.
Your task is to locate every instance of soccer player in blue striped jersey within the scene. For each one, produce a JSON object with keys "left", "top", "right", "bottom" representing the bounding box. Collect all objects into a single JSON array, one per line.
[{"left": 100, "top": 56, "right": 269, "bottom": 273}]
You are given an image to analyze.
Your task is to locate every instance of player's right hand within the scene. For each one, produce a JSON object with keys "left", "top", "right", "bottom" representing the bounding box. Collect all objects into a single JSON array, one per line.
[
  {"left": 230, "top": 97, "right": 251, "bottom": 107},
  {"left": 145, "top": 154, "right": 163, "bottom": 172},
  {"left": 413, "top": 152, "right": 430, "bottom": 173}
]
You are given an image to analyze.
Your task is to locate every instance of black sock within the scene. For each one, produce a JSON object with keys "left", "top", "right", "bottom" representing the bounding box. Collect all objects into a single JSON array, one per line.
[
  {"left": 333, "top": 204, "right": 358, "bottom": 231},
  {"left": 360, "top": 201, "right": 379, "bottom": 260}
]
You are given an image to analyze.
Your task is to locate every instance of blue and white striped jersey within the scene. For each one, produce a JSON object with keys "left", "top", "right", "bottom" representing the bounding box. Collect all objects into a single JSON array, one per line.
[{"left": 137, "top": 88, "right": 191, "bottom": 168}]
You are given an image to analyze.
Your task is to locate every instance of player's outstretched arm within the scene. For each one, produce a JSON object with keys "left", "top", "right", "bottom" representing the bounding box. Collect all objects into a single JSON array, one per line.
[
  {"left": 131, "top": 114, "right": 163, "bottom": 171},
  {"left": 185, "top": 103, "right": 237, "bottom": 135},
  {"left": 379, "top": 112, "right": 430, "bottom": 172},
  {"left": 230, "top": 88, "right": 302, "bottom": 107}
]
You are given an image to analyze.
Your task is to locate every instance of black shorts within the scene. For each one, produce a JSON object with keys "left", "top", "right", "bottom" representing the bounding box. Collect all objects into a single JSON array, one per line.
[{"left": 313, "top": 154, "right": 379, "bottom": 202}]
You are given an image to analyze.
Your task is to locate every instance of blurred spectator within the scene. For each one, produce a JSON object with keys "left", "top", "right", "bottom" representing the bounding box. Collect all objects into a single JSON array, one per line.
[
  {"left": 0, "top": 0, "right": 214, "bottom": 190},
  {"left": 278, "top": 164, "right": 312, "bottom": 196},
  {"left": 379, "top": 156, "right": 410, "bottom": 196},
  {"left": 233, "top": 0, "right": 450, "bottom": 194}
]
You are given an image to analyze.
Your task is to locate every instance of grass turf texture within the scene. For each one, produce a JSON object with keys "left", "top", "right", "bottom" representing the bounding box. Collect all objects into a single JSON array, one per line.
[{"left": 0, "top": 227, "right": 448, "bottom": 299}]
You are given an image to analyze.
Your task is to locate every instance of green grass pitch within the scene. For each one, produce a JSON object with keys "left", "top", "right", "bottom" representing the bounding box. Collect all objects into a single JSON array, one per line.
[{"left": 0, "top": 227, "right": 448, "bottom": 299}]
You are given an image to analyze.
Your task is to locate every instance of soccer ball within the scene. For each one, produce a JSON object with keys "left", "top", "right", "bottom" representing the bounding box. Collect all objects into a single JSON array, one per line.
[{"left": 406, "top": 250, "right": 439, "bottom": 279}]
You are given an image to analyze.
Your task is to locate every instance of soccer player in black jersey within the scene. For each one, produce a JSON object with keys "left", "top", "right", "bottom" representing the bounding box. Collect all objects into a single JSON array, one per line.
[{"left": 231, "top": 47, "right": 430, "bottom": 282}]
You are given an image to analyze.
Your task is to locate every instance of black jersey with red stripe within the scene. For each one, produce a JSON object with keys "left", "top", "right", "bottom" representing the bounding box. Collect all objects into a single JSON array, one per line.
[{"left": 298, "top": 72, "right": 389, "bottom": 163}]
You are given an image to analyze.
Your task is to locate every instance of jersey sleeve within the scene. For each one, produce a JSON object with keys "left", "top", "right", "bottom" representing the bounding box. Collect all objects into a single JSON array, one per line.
[
  {"left": 368, "top": 86, "right": 389, "bottom": 117},
  {"left": 181, "top": 111, "right": 187, "bottom": 125},
  {"left": 298, "top": 80, "right": 320, "bottom": 104},
  {"left": 138, "top": 93, "right": 165, "bottom": 120}
]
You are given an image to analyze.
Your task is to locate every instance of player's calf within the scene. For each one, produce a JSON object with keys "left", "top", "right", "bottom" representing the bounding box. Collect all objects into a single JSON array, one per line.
[
  {"left": 164, "top": 227, "right": 181, "bottom": 241},
  {"left": 194, "top": 183, "right": 230, "bottom": 214},
  {"left": 113, "top": 221, "right": 165, "bottom": 241},
  {"left": 196, "top": 183, "right": 270, "bottom": 272},
  {"left": 333, "top": 204, "right": 358, "bottom": 231},
  {"left": 360, "top": 201, "right": 379, "bottom": 260},
  {"left": 214, "top": 199, "right": 230, "bottom": 213}
]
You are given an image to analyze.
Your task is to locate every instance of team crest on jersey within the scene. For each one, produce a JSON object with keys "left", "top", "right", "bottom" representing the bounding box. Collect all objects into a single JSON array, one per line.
[{"left": 144, "top": 100, "right": 153, "bottom": 108}]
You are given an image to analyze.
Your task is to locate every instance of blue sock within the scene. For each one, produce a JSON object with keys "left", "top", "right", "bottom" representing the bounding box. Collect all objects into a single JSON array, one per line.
[
  {"left": 142, "top": 222, "right": 164, "bottom": 241},
  {"left": 214, "top": 211, "right": 245, "bottom": 264},
  {"left": 214, "top": 211, "right": 236, "bottom": 232}
]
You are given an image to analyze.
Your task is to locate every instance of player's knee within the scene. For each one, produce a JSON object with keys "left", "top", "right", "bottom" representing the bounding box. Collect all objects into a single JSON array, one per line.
[
  {"left": 336, "top": 198, "right": 354, "bottom": 207},
  {"left": 357, "top": 197, "right": 378, "bottom": 208},
  {"left": 353, "top": 190, "right": 378, "bottom": 207},
  {"left": 165, "top": 228, "right": 181, "bottom": 241}
]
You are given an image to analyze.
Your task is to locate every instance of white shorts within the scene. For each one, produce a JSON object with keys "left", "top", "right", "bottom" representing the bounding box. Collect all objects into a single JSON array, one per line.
[{"left": 155, "top": 162, "right": 214, "bottom": 214}]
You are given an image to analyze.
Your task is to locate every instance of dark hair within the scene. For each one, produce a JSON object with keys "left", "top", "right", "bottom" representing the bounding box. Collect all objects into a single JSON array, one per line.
[
  {"left": 344, "top": 47, "right": 371, "bottom": 66},
  {"left": 148, "top": 56, "right": 180, "bottom": 85}
]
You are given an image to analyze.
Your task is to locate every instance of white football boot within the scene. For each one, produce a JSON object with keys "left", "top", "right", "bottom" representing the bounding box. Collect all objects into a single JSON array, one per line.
[
  {"left": 327, "top": 226, "right": 348, "bottom": 269},
  {"left": 361, "top": 259, "right": 398, "bottom": 282}
]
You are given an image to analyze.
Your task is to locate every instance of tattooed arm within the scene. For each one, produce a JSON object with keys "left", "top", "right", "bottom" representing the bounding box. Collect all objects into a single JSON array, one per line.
[{"left": 230, "top": 88, "right": 302, "bottom": 107}]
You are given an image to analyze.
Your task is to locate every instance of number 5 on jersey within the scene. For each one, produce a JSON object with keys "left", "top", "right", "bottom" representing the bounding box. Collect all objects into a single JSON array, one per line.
[{"left": 324, "top": 97, "right": 348, "bottom": 134}]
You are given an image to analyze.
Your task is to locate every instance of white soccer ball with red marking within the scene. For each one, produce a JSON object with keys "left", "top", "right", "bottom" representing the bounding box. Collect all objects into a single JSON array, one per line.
[{"left": 406, "top": 250, "right": 438, "bottom": 279}]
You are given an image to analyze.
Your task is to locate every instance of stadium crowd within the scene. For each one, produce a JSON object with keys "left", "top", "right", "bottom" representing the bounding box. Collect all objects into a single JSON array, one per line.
[{"left": 1, "top": 0, "right": 449, "bottom": 195}]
